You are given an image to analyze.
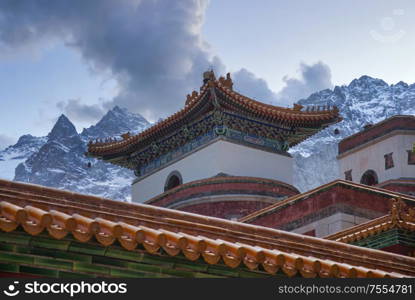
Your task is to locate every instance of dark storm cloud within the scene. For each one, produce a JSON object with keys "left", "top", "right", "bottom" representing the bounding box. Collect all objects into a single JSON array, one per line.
[
  {"left": 276, "top": 62, "right": 333, "bottom": 104},
  {"left": 0, "top": 1, "right": 333, "bottom": 121},
  {"left": 0, "top": 0, "right": 224, "bottom": 120},
  {"left": 232, "top": 68, "right": 278, "bottom": 103},
  {"left": 56, "top": 99, "right": 106, "bottom": 123}
]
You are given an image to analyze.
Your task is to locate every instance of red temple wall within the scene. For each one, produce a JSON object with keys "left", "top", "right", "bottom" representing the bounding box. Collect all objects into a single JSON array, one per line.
[{"left": 248, "top": 186, "right": 397, "bottom": 228}]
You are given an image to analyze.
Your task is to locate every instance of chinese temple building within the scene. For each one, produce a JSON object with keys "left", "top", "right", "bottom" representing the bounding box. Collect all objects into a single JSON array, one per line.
[
  {"left": 87, "top": 71, "right": 341, "bottom": 218},
  {"left": 240, "top": 179, "right": 415, "bottom": 238},
  {"left": 338, "top": 115, "right": 415, "bottom": 196},
  {"left": 238, "top": 115, "right": 415, "bottom": 243},
  {"left": 326, "top": 198, "right": 415, "bottom": 257},
  {"left": 1, "top": 72, "right": 414, "bottom": 278}
]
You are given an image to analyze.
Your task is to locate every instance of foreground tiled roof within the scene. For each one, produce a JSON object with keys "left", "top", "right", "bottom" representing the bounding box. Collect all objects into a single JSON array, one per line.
[
  {"left": 325, "top": 198, "right": 415, "bottom": 243},
  {"left": 87, "top": 72, "right": 341, "bottom": 157},
  {"left": 0, "top": 179, "right": 414, "bottom": 277},
  {"left": 239, "top": 179, "right": 415, "bottom": 223}
]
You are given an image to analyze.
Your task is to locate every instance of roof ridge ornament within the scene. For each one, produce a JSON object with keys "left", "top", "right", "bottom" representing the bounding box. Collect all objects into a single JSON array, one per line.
[
  {"left": 390, "top": 197, "right": 415, "bottom": 224},
  {"left": 121, "top": 132, "right": 131, "bottom": 140},
  {"left": 203, "top": 70, "right": 216, "bottom": 84},
  {"left": 293, "top": 103, "right": 303, "bottom": 111},
  {"left": 218, "top": 72, "right": 233, "bottom": 90}
]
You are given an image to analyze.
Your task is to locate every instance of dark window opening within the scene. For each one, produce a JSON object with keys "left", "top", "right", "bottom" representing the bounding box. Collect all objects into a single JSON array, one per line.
[
  {"left": 344, "top": 170, "right": 352, "bottom": 181},
  {"left": 164, "top": 171, "right": 182, "bottom": 192},
  {"left": 384, "top": 152, "right": 394, "bottom": 170},
  {"left": 360, "top": 170, "right": 378, "bottom": 186},
  {"left": 408, "top": 150, "right": 415, "bottom": 165},
  {"left": 303, "top": 229, "right": 316, "bottom": 237}
]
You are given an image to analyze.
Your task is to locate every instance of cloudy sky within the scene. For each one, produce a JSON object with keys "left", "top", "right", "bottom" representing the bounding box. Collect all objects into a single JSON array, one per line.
[{"left": 0, "top": 0, "right": 414, "bottom": 148}]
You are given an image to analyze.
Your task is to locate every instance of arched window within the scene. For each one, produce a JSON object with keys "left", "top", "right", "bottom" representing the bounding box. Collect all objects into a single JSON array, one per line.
[
  {"left": 360, "top": 170, "right": 378, "bottom": 186},
  {"left": 164, "top": 171, "right": 182, "bottom": 192}
]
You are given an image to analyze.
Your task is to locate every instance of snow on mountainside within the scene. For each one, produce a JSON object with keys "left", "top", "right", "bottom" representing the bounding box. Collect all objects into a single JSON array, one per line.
[
  {"left": 290, "top": 75, "right": 415, "bottom": 192},
  {"left": 0, "top": 135, "right": 47, "bottom": 180},
  {"left": 81, "top": 106, "right": 149, "bottom": 140},
  {"left": 2, "top": 75, "right": 414, "bottom": 200},
  {"left": 12, "top": 107, "right": 150, "bottom": 201}
]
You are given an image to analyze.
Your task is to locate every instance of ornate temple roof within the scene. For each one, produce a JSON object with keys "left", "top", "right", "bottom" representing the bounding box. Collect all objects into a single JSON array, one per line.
[
  {"left": 325, "top": 198, "right": 415, "bottom": 244},
  {"left": 239, "top": 179, "right": 415, "bottom": 225},
  {"left": 87, "top": 72, "right": 341, "bottom": 167},
  {"left": 0, "top": 179, "right": 414, "bottom": 277}
]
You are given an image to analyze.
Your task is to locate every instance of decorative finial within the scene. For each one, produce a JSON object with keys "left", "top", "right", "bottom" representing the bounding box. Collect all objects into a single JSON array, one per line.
[
  {"left": 121, "top": 132, "right": 131, "bottom": 140},
  {"left": 203, "top": 69, "right": 216, "bottom": 84},
  {"left": 293, "top": 103, "right": 303, "bottom": 111},
  {"left": 218, "top": 72, "right": 233, "bottom": 90},
  {"left": 390, "top": 198, "right": 401, "bottom": 224}
]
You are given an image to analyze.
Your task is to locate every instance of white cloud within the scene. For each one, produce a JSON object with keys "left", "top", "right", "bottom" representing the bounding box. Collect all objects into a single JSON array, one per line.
[{"left": 276, "top": 61, "right": 333, "bottom": 105}]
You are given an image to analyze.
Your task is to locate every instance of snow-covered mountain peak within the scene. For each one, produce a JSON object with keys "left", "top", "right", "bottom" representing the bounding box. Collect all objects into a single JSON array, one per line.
[
  {"left": 350, "top": 75, "right": 387, "bottom": 87},
  {"left": 0, "top": 134, "right": 47, "bottom": 180},
  {"left": 48, "top": 114, "right": 79, "bottom": 141},
  {"left": 11, "top": 107, "right": 151, "bottom": 201},
  {"left": 10, "top": 134, "right": 38, "bottom": 149},
  {"left": 394, "top": 81, "right": 409, "bottom": 89},
  {"left": 292, "top": 75, "right": 415, "bottom": 192},
  {"left": 81, "top": 106, "right": 150, "bottom": 140}
]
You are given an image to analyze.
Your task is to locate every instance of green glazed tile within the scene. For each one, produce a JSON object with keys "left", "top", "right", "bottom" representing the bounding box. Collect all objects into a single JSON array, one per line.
[
  {"left": 59, "top": 271, "right": 96, "bottom": 278},
  {"left": 31, "top": 237, "right": 70, "bottom": 251},
  {"left": 34, "top": 257, "right": 73, "bottom": 270},
  {"left": 238, "top": 270, "right": 269, "bottom": 278},
  {"left": 20, "top": 266, "right": 59, "bottom": 278},
  {"left": 15, "top": 246, "right": 54, "bottom": 256},
  {"left": 193, "top": 272, "right": 226, "bottom": 278},
  {"left": 104, "top": 248, "right": 143, "bottom": 262},
  {"left": 207, "top": 265, "right": 240, "bottom": 277},
  {"left": 139, "top": 254, "right": 175, "bottom": 268},
  {"left": 92, "top": 256, "right": 129, "bottom": 268},
  {"left": 126, "top": 262, "right": 161, "bottom": 274},
  {"left": 68, "top": 242, "right": 106, "bottom": 256},
  {"left": 109, "top": 268, "right": 148, "bottom": 278},
  {"left": 160, "top": 268, "right": 194, "bottom": 278},
  {"left": 0, "top": 233, "right": 31, "bottom": 246},
  {"left": 0, "top": 252, "right": 34, "bottom": 264},
  {"left": 73, "top": 262, "right": 110, "bottom": 275},
  {"left": 0, "top": 262, "right": 19, "bottom": 273},
  {"left": 53, "top": 251, "right": 92, "bottom": 263},
  {"left": 0, "top": 243, "right": 15, "bottom": 252},
  {"left": 174, "top": 262, "right": 209, "bottom": 272}
]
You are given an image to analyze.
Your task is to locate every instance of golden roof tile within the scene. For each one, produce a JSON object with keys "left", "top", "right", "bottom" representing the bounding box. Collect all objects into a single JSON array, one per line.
[
  {"left": 326, "top": 198, "right": 415, "bottom": 243},
  {"left": 87, "top": 73, "right": 341, "bottom": 157},
  {"left": 0, "top": 179, "right": 413, "bottom": 277}
]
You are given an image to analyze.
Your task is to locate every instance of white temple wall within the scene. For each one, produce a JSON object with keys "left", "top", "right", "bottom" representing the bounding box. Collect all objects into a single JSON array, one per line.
[
  {"left": 291, "top": 212, "right": 369, "bottom": 237},
  {"left": 132, "top": 139, "right": 293, "bottom": 203},
  {"left": 338, "top": 133, "right": 415, "bottom": 184}
]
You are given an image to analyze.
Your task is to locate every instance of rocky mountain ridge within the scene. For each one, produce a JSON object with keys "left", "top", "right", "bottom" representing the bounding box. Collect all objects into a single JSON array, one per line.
[
  {"left": 1, "top": 75, "right": 414, "bottom": 199},
  {"left": 290, "top": 75, "right": 415, "bottom": 191},
  {"left": 0, "top": 106, "right": 150, "bottom": 201}
]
